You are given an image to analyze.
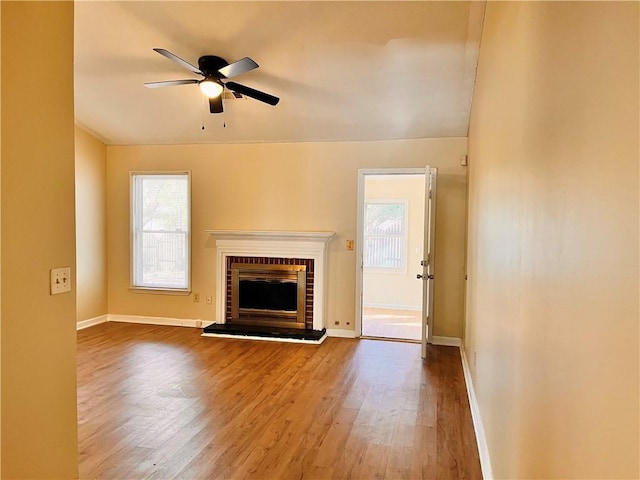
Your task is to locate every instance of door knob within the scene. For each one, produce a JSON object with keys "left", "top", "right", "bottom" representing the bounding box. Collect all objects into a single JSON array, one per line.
[{"left": 416, "top": 274, "right": 434, "bottom": 280}]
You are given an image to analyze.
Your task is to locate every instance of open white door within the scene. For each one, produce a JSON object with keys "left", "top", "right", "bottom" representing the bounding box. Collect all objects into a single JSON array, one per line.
[
  {"left": 356, "top": 168, "right": 427, "bottom": 342},
  {"left": 421, "top": 167, "right": 437, "bottom": 358}
]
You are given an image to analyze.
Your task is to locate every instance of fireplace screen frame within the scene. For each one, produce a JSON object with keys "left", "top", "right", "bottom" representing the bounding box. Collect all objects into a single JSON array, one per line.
[{"left": 230, "top": 263, "right": 307, "bottom": 328}]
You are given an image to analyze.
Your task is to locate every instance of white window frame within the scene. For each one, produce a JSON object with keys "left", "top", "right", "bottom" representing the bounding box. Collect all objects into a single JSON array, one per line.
[
  {"left": 130, "top": 171, "right": 191, "bottom": 294},
  {"left": 363, "top": 198, "right": 409, "bottom": 274}
]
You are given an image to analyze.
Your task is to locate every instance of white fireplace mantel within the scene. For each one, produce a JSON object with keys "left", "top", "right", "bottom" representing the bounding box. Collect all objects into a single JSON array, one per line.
[
  {"left": 206, "top": 230, "right": 335, "bottom": 243},
  {"left": 207, "top": 230, "right": 335, "bottom": 330}
]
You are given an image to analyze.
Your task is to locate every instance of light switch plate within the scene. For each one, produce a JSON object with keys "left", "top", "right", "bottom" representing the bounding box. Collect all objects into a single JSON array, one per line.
[{"left": 51, "top": 267, "right": 71, "bottom": 295}]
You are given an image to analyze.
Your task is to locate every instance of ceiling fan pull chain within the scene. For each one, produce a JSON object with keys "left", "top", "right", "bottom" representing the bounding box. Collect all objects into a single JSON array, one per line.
[{"left": 201, "top": 95, "right": 206, "bottom": 130}]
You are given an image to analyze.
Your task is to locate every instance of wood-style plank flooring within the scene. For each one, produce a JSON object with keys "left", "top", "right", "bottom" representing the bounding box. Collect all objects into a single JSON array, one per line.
[
  {"left": 77, "top": 323, "right": 481, "bottom": 479},
  {"left": 362, "top": 307, "right": 422, "bottom": 341}
]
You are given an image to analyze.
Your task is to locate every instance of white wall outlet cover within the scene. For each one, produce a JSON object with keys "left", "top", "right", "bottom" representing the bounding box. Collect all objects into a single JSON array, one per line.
[{"left": 51, "top": 267, "right": 71, "bottom": 295}]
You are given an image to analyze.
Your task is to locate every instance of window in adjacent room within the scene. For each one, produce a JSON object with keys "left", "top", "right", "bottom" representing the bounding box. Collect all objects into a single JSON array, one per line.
[
  {"left": 363, "top": 200, "right": 408, "bottom": 272},
  {"left": 131, "top": 172, "right": 190, "bottom": 292}
]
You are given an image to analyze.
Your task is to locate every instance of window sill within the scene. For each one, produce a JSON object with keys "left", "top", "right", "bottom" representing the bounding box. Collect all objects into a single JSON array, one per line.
[{"left": 129, "top": 287, "right": 191, "bottom": 296}]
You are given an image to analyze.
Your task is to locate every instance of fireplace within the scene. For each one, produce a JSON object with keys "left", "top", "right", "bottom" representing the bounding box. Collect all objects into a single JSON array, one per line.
[
  {"left": 226, "top": 256, "right": 314, "bottom": 329},
  {"left": 209, "top": 230, "right": 335, "bottom": 331}
]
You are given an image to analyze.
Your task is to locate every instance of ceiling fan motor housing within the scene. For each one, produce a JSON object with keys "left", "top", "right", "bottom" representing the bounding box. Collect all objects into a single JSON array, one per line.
[{"left": 198, "top": 55, "right": 229, "bottom": 78}]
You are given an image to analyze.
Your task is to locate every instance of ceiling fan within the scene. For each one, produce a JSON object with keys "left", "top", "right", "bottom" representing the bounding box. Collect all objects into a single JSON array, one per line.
[{"left": 144, "top": 48, "right": 280, "bottom": 114}]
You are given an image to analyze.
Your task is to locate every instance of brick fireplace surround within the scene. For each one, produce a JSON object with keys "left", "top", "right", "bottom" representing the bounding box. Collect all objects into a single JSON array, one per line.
[
  {"left": 207, "top": 230, "right": 335, "bottom": 331},
  {"left": 226, "top": 255, "right": 314, "bottom": 329}
]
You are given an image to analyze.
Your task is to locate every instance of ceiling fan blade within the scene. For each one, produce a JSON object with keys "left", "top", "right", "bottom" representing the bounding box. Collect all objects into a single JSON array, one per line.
[
  {"left": 218, "top": 57, "right": 259, "bottom": 79},
  {"left": 144, "top": 79, "right": 199, "bottom": 88},
  {"left": 153, "top": 48, "right": 202, "bottom": 75},
  {"left": 209, "top": 95, "right": 223, "bottom": 114},
  {"left": 225, "top": 81, "right": 280, "bottom": 106}
]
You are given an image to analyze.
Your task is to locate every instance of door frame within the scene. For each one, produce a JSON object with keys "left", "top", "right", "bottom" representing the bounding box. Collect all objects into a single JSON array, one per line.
[{"left": 355, "top": 168, "right": 428, "bottom": 338}]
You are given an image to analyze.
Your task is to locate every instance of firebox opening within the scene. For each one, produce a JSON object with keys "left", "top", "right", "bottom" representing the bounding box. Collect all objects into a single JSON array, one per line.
[{"left": 239, "top": 279, "right": 297, "bottom": 313}]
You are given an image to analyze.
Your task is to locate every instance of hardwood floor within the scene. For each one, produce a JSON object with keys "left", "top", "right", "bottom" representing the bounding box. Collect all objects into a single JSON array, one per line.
[
  {"left": 77, "top": 323, "right": 482, "bottom": 479},
  {"left": 362, "top": 307, "right": 422, "bottom": 341}
]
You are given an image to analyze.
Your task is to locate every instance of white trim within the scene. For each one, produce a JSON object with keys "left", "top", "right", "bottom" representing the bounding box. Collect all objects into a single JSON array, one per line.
[
  {"left": 201, "top": 332, "right": 327, "bottom": 345},
  {"left": 357, "top": 168, "right": 427, "bottom": 176},
  {"left": 108, "top": 314, "right": 208, "bottom": 329},
  {"left": 128, "top": 287, "right": 191, "bottom": 296},
  {"left": 206, "top": 230, "right": 335, "bottom": 243},
  {"left": 355, "top": 171, "right": 366, "bottom": 336},
  {"left": 326, "top": 328, "right": 357, "bottom": 338},
  {"left": 431, "top": 336, "right": 462, "bottom": 347},
  {"left": 460, "top": 345, "right": 494, "bottom": 480},
  {"left": 76, "top": 314, "right": 108, "bottom": 330}
]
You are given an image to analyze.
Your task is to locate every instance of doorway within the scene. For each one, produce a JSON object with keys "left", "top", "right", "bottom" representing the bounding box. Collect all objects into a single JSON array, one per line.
[{"left": 356, "top": 168, "right": 437, "bottom": 351}]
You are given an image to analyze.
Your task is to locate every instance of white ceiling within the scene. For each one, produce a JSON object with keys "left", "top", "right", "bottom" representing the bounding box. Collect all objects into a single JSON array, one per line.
[{"left": 74, "top": 1, "right": 484, "bottom": 145}]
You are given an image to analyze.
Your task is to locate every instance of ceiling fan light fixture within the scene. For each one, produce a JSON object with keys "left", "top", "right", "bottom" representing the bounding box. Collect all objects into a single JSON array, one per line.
[
  {"left": 147, "top": 49, "right": 279, "bottom": 114},
  {"left": 199, "top": 79, "right": 223, "bottom": 98}
]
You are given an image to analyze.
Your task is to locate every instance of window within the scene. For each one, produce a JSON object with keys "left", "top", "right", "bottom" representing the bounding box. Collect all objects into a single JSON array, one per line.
[
  {"left": 131, "top": 172, "right": 190, "bottom": 291},
  {"left": 363, "top": 201, "right": 407, "bottom": 271}
]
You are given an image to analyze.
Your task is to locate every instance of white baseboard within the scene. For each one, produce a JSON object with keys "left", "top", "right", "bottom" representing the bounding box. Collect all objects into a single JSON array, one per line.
[
  {"left": 431, "top": 335, "right": 462, "bottom": 347},
  {"left": 108, "top": 314, "right": 209, "bottom": 329},
  {"left": 460, "top": 345, "right": 493, "bottom": 480},
  {"left": 326, "top": 328, "right": 357, "bottom": 338},
  {"left": 78, "top": 313, "right": 351, "bottom": 339},
  {"left": 76, "top": 314, "right": 109, "bottom": 330}
]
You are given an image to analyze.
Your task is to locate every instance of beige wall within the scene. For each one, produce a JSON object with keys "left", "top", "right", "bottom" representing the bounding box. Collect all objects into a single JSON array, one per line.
[
  {"left": 75, "top": 126, "right": 107, "bottom": 322},
  {"left": 466, "top": 2, "right": 639, "bottom": 479},
  {"left": 106, "top": 138, "right": 467, "bottom": 335},
  {"left": 1, "top": 2, "right": 78, "bottom": 478}
]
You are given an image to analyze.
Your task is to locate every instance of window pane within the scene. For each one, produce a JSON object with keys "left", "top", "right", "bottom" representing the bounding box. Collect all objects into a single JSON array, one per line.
[
  {"left": 140, "top": 231, "right": 187, "bottom": 288},
  {"left": 141, "top": 177, "right": 188, "bottom": 231},
  {"left": 133, "top": 173, "right": 190, "bottom": 289},
  {"left": 364, "top": 202, "right": 405, "bottom": 269},
  {"left": 365, "top": 203, "right": 404, "bottom": 235},
  {"left": 364, "top": 235, "right": 403, "bottom": 268}
]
